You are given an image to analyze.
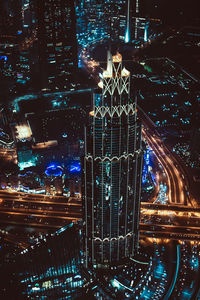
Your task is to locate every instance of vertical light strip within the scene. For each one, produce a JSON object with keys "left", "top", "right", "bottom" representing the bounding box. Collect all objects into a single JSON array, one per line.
[
  {"left": 101, "top": 78, "right": 105, "bottom": 263},
  {"left": 117, "top": 90, "right": 122, "bottom": 260},
  {"left": 132, "top": 153, "right": 138, "bottom": 256},
  {"left": 134, "top": 97, "right": 137, "bottom": 152},
  {"left": 110, "top": 92, "right": 113, "bottom": 262},
  {"left": 84, "top": 126, "right": 87, "bottom": 157},
  {"left": 135, "top": 0, "right": 139, "bottom": 40},
  {"left": 110, "top": 159, "right": 112, "bottom": 261},
  {"left": 93, "top": 93, "right": 96, "bottom": 157},
  {"left": 136, "top": 0, "right": 139, "bottom": 13},
  {"left": 92, "top": 95, "right": 95, "bottom": 264},
  {"left": 136, "top": 151, "right": 143, "bottom": 252},
  {"left": 125, "top": 0, "right": 130, "bottom": 43},
  {"left": 101, "top": 160, "right": 104, "bottom": 263},
  {"left": 84, "top": 156, "right": 88, "bottom": 268},
  {"left": 125, "top": 120, "right": 130, "bottom": 256},
  {"left": 91, "top": 157, "right": 94, "bottom": 263}
]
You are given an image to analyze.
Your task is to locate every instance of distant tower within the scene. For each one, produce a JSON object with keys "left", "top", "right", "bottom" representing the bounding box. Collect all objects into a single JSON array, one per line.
[
  {"left": 82, "top": 52, "right": 143, "bottom": 268},
  {"left": 126, "top": 0, "right": 142, "bottom": 42},
  {"left": 36, "top": 0, "right": 78, "bottom": 91}
]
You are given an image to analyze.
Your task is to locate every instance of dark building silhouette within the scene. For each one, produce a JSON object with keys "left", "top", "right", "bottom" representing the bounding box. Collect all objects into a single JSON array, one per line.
[
  {"left": 191, "top": 127, "right": 200, "bottom": 163},
  {"left": 0, "top": 0, "right": 22, "bottom": 35},
  {"left": 82, "top": 52, "right": 143, "bottom": 268},
  {"left": 12, "top": 224, "right": 83, "bottom": 299},
  {"left": 36, "top": 0, "right": 78, "bottom": 91}
]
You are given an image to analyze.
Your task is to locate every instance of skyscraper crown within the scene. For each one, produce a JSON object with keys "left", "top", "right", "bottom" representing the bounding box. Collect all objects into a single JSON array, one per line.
[{"left": 98, "top": 51, "right": 130, "bottom": 96}]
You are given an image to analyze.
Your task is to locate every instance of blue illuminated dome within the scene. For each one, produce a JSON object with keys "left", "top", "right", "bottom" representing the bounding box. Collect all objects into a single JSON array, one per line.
[
  {"left": 69, "top": 162, "right": 81, "bottom": 173},
  {"left": 45, "top": 163, "right": 63, "bottom": 177},
  {"left": 0, "top": 55, "right": 8, "bottom": 62}
]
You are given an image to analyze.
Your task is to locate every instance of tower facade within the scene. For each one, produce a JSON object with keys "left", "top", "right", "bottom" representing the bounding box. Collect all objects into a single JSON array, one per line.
[{"left": 83, "top": 52, "right": 143, "bottom": 268}]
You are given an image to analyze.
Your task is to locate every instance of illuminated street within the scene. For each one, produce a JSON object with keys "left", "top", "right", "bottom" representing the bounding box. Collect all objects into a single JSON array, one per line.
[
  {"left": 1, "top": 188, "right": 200, "bottom": 245},
  {"left": 139, "top": 107, "right": 188, "bottom": 206}
]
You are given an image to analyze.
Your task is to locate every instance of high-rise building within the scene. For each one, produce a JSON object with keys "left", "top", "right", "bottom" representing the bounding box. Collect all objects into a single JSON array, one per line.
[
  {"left": 36, "top": 0, "right": 78, "bottom": 91},
  {"left": 82, "top": 52, "right": 143, "bottom": 268}
]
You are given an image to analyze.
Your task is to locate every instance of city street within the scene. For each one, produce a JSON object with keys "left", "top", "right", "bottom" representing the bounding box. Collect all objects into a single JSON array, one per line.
[{"left": 139, "top": 106, "right": 188, "bottom": 205}]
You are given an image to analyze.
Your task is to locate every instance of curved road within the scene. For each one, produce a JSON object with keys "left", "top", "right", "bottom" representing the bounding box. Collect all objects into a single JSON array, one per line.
[{"left": 139, "top": 107, "right": 187, "bottom": 205}]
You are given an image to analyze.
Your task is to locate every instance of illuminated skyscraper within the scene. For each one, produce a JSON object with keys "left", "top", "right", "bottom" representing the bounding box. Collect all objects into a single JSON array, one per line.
[
  {"left": 36, "top": 0, "right": 77, "bottom": 91},
  {"left": 83, "top": 52, "right": 143, "bottom": 268}
]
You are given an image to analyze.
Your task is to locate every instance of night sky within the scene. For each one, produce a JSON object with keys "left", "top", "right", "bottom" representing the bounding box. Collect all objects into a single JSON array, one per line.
[{"left": 140, "top": 0, "right": 199, "bottom": 25}]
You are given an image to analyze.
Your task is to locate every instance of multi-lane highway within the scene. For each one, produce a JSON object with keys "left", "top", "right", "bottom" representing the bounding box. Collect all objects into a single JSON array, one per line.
[
  {"left": 144, "top": 130, "right": 186, "bottom": 205},
  {"left": 0, "top": 229, "right": 29, "bottom": 249},
  {"left": 138, "top": 106, "right": 188, "bottom": 205},
  {"left": 140, "top": 206, "right": 200, "bottom": 241},
  {"left": 141, "top": 202, "right": 199, "bottom": 212},
  {"left": 1, "top": 188, "right": 200, "bottom": 244},
  {"left": 0, "top": 189, "right": 81, "bottom": 230},
  {"left": 140, "top": 225, "right": 200, "bottom": 242},
  {"left": 138, "top": 107, "right": 198, "bottom": 241}
]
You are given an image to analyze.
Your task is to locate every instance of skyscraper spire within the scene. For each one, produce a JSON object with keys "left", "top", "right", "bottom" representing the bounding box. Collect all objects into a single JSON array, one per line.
[{"left": 106, "top": 49, "right": 113, "bottom": 76}]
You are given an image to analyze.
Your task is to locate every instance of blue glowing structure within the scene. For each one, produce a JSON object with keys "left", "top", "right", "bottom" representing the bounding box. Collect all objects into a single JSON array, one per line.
[
  {"left": 144, "top": 22, "right": 148, "bottom": 42},
  {"left": 45, "top": 163, "right": 63, "bottom": 177},
  {"left": 0, "top": 55, "right": 8, "bottom": 62},
  {"left": 125, "top": 29, "right": 130, "bottom": 43},
  {"left": 69, "top": 163, "right": 81, "bottom": 173},
  {"left": 142, "top": 148, "right": 151, "bottom": 184},
  {"left": 125, "top": 0, "right": 130, "bottom": 43},
  {"left": 18, "top": 171, "right": 33, "bottom": 177}
]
